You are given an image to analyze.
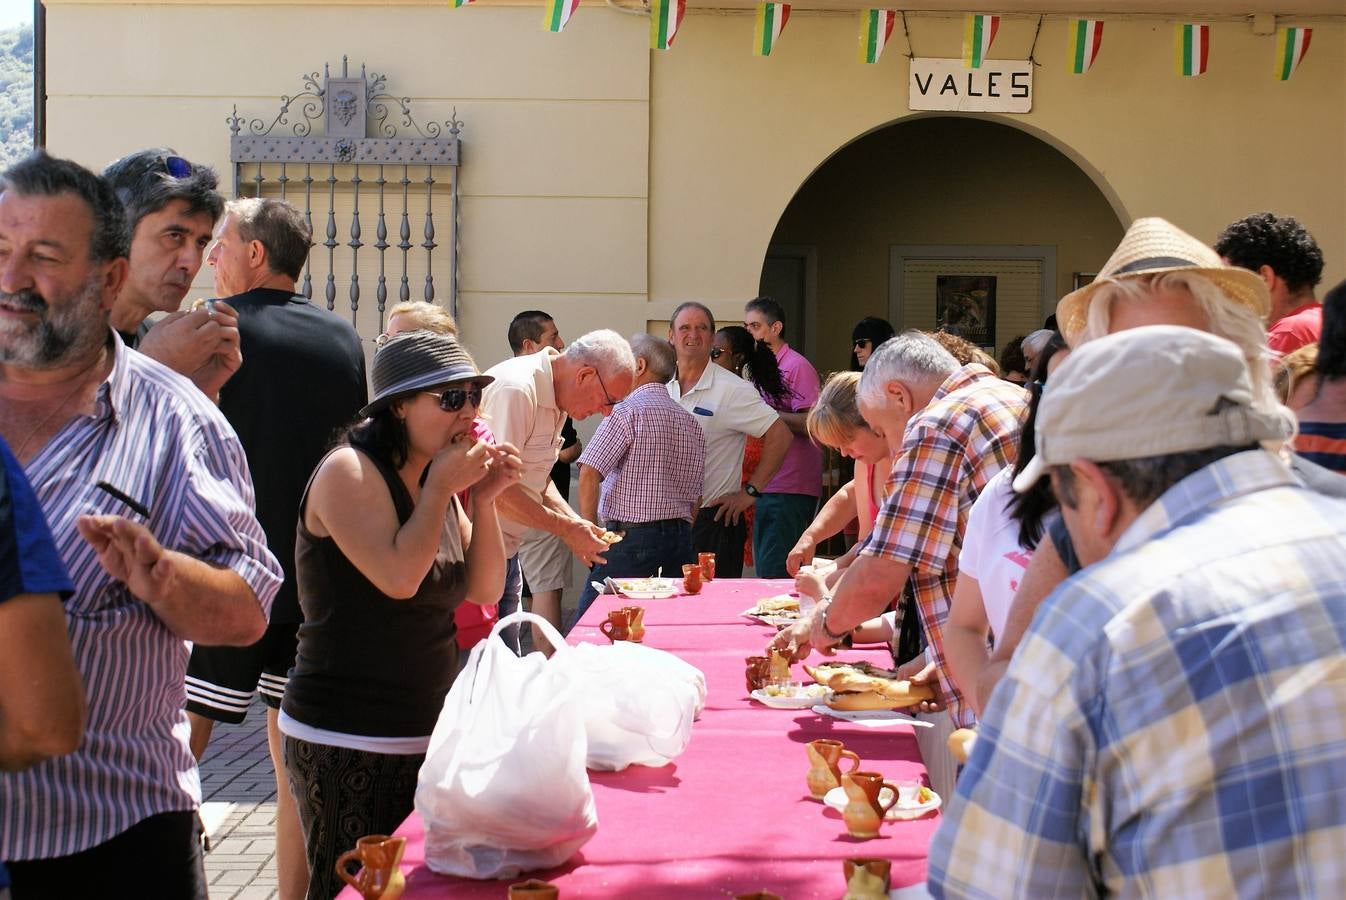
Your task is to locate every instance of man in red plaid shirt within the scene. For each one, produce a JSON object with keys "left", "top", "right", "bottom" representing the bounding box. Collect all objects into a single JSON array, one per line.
[
  {"left": 576, "top": 334, "right": 707, "bottom": 619},
  {"left": 775, "top": 331, "right": 1027, "bottom": 729}
]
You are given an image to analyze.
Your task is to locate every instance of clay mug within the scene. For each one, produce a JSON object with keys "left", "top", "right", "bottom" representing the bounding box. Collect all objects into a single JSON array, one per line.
[
  {"left": 840, "top": 771, "right": 899, "bottom": 839},
  {"left": 599, "top": 608, "right": 632, "bottom": 643},
  {"left": 806, "top": 738, "right": 861, "bottom": 800},
  {"left": 334, "top": 834, "right": 406, "bottom": 900},
  {"left": 744, "top": 655, "right": 772, "bottom": 692},
  {"left": 842, "top": 858, "right": 892, "bottom": 900},
  {"left": 682, "top": 563, "right": 702, "bottom": 594},
  {"left": 622, "top": 606, "right": 646, "bottom": 642},
  {"left": 508, "top": 879, "right": 560, "bottom": 899},
  {"left": 698, "top": 551, "right": 717, "bottom": 581},
  {"left": 734, "top": 893, "right": 782, "bottom": 900}
]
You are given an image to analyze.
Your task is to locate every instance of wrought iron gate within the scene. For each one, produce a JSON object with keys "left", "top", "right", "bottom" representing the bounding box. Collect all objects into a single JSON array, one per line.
[{"left": 227, "top": 58, "right": 462, "bottom": 333}]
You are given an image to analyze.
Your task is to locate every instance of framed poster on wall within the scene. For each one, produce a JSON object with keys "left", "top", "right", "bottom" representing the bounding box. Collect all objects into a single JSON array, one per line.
[{"left": 935, "top": 275, "right": 996, "bottom": 347}]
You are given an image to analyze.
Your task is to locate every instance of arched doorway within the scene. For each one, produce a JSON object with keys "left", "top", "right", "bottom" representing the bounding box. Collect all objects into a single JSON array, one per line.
[{"left": 760, "top": 116, "right": 1125, "bottom": 373}]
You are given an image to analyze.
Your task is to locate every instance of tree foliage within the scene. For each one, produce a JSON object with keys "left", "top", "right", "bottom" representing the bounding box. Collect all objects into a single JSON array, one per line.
[{"left": 0, "top": 24, "right": 34, "bottom": 170}]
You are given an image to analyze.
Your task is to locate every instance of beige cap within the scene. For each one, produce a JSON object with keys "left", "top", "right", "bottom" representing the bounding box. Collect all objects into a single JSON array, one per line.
[
  {"left": 1012, "top": 325, "right": 1293, "bottom": 493},
  {"left": 1056, "top": 217, "right": 1270, "bottom": 344}
]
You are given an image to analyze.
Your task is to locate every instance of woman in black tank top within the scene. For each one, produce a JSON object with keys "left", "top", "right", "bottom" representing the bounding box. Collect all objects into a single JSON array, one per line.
[{"left": 280, "top": 332, "right": 522, "bottom": 900}]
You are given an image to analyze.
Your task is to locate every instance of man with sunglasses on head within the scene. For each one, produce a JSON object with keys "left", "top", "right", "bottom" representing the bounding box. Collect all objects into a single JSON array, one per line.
[
  {"left": 481, "top": 327, "right": 637, "bottom": 653},
  {"left": 102, "top": 148, "right": 242, "bottom": 398},
  {"left": 183, "top": 197, "right": 365, "bottom": 900}
]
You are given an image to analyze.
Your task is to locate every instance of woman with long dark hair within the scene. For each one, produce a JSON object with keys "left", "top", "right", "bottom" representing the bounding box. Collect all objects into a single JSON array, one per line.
[
  {"left": 1293, "top": 279, "right": 1346, "bottom": 473},
  {"left": 850, "top": 316, "right": 895, "bottom": 370}
]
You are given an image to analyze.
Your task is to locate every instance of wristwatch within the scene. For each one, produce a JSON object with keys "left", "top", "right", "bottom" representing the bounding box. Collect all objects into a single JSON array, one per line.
[
  {"left": 744, "top": 483, "right": 762, "bottom": 498},
  {"left": 820, "top": 596, "right": 849, "bottom": 642}
]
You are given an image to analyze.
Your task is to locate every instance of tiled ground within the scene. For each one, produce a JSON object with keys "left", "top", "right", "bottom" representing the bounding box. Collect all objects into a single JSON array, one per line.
[{"left": 198, "top": 703, "right": 281, "bottom": 900}]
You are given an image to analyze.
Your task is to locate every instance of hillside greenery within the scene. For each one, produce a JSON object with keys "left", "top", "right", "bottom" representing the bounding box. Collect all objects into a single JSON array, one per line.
[{"left": 0, "top": 23, "right": 33, "bottom": 169}]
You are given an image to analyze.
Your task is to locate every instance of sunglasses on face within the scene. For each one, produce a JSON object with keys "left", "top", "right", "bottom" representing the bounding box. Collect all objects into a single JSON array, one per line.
[
  {"left": 710, "top": 348, "right": 725, "bottom": 360},
  {"left": 853, "top": 339, "right": 872, "bottom": 349},
  {"left": 160, "top": 155, "right": 194, "bottom": 178},
  {"left": 422, "top": 386, "right": 483, "bottom": 412}
]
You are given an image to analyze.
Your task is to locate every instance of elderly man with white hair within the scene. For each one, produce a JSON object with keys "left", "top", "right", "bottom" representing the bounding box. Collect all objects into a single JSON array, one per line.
[
  {"left": 481, "top": 328, "right": 637, "bottom": 650},
  {"left": 772, "top": 331, "right": 1027, "bottom": 736},
  {"left": 930, "top": 325, "right": 1346, "bottom": 899}
]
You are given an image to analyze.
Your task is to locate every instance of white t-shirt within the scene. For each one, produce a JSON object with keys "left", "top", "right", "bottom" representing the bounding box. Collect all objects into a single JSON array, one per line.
[
  {"left": 958, "top": 467, "right": 1032, "bottom": 640},
  {"left": 668, "top": 363, "right": 779, "bottom": 505}
]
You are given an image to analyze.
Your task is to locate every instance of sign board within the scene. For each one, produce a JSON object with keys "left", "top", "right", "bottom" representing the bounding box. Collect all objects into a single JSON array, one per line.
[{"left": 908, "top": 58, "right": 1032, "bottom": 113}]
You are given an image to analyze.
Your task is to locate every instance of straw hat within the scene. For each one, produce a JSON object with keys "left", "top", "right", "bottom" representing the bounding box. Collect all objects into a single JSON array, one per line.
[
  {"left": 1012, "top": 325, "right": 1293, "bottom": 494},
  {"left": 1056, "top": 217, "right": 1270, "bottom": 343},
  {"left": 360, "top": 331, "right": 492, "bottom": 417}
]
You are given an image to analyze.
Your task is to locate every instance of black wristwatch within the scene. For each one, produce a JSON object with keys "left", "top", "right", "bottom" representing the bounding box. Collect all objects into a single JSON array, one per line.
[{"left": 744, "top": 483, "right": 762, "bottom": 498}]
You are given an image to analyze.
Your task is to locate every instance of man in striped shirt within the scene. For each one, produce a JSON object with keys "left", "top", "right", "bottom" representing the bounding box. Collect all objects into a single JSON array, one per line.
[{"left": 0, "top": 152, "right": 281, "bottom": 897}]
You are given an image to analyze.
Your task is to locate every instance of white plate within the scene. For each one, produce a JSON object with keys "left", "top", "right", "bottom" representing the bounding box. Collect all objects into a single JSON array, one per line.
[
  {"left": 823, "top": 785, "right": 942, "bottom": 820},
  {"left": 811, "top": 705, "right": 934, "bottom": 728},
  {"left": 749, "top": 686, "right": 832, "bottom": 709},
  {"left": 612, "top": 578, "right": 680, "bottom": 600},
  {"left": 739, "top": 606, "right": 801, "bottom": 627}
]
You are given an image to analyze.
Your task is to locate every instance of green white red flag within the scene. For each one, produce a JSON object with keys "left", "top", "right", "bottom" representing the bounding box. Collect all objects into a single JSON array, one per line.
[
  {"left": 962, "top": 14, "right": 998, "bottom": 68},
  {"left": 1068, "top": 19, "right": 1103, "bottom": 74},
  {"left": 858, "top": 10, "right": 895, "bottom": 65},
  {"left": 1175, "top": 23, "right": 1209, "bottom": 76},
  {"left": 650, "top": 0, "right": 686, "bottom": 50},
  {"left": 1275, "top": 26, "right": 1312, "bottom": 81},
  {"left": 544, "top": 0, "right": 580, "bottom": 32},
  {"left": 753, "top": 2, "right": 791, "bottom": 57},
  {"left": 448, "top": 0, "right": 473, "bottom": 8}
]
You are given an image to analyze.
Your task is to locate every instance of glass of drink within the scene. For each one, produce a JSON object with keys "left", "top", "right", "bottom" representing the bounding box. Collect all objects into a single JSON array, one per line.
[{"left": 698, "top": 551, "right": 716, "bottom": 582}]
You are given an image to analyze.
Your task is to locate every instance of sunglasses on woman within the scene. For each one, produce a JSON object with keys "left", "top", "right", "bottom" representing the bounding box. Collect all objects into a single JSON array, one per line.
[
  {"left": 422, "top": 386, "right": 483, "bottom": 412},
  {"left": 710, "top": 348, "right": 724, "bottom": 360}
]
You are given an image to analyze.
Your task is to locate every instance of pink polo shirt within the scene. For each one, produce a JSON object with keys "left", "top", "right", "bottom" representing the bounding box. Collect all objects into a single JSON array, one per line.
[{"left": 764, "top": 343, "right": 822, "bottom": 497}]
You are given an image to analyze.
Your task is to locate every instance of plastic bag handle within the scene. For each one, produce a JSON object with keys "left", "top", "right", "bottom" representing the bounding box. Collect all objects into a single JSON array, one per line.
[{"left": 490, "top": 610, "right": 570, "bottom": 657}]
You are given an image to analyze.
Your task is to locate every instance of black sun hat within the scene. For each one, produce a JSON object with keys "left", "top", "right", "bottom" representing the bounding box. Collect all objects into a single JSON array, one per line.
[{"left": 360, "top": 331, "right": 493, "bottom": 418}]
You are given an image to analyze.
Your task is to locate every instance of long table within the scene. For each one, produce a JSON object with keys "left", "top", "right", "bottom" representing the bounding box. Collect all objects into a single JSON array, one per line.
[{"left": 341, "top": 578, "right": 938, "bottom": 898}]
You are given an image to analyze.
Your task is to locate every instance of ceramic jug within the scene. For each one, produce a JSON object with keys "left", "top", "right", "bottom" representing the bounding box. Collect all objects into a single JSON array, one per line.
[
  {"left": 334, "top": 834, "right": 406, "bottom": 900},
  {"left": 806, "top": 738, "right": 861, "bottom": 799},
  {"left": 843, "top": 857, "right": 892, "bottom": 900},
  {"left": 840, "top": 771, "right": 899, "bottom": 839},
  {"left": 622, "top": 606, "right": 646, "bottom": 642},
  {"left": 599, "top": 608, "right": 632, "bottom": 643}
]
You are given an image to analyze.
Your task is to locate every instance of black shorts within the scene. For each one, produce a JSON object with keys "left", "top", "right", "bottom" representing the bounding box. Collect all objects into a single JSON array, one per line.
[{"left": 185, "top": 620, "right": 299, "bottom": 724}]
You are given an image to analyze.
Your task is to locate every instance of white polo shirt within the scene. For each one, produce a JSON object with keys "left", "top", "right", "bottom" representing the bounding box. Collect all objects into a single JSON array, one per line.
[
  {"left": 481, "top": 348, "right": 566, "bottom": 555},
  {"left": 668, "top": 362, "right": 779, "bottom": 505}
]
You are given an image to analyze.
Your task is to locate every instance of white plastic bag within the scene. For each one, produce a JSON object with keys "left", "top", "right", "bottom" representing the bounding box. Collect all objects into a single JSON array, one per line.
[
  {"left": 415, "top": 612, "right": 597, "bottom": 879},
  {"left": 561, "top": 640, "right": 706, "bottom": 771}
]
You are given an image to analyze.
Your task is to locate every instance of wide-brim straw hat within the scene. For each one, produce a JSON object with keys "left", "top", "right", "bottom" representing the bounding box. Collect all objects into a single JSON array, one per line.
[
  {"left": 360, "top": 330, "right": 492, "bottom": 417},
  {"left": 1056, "top": 217, "right": 1270, "bottom": 343}
]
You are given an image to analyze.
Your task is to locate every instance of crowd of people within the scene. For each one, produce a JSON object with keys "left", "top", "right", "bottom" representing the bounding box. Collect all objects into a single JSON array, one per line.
[{"left": 0, "top": 143, "right": 1343, "bottom": 900}]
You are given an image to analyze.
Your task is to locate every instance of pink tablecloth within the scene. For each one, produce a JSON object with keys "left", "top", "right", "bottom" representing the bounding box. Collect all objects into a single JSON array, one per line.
[{"left": 341, "top": 578, "right": 937, "bottom": 898}]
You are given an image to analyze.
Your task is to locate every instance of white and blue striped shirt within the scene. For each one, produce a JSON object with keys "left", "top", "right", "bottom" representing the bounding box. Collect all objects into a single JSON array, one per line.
[{"left": 0, "top": 333, "right": 282, "bottom": 860}]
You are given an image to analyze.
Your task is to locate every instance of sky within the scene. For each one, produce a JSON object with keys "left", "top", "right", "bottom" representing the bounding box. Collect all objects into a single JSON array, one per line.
[{"left": 0, "top": 0, "right": 30, "bottom": 31}]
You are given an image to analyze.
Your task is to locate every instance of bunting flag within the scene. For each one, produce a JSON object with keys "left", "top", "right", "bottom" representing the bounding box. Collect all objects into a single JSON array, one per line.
[
  {"left": 448, "top": 0, "right": 474, "bottom": 7},
  {"left": 1175, "top": 23, "right": 1209, "bottom": 76},
  {"left": 857, "top": 10, "right": 896, "bottom": 65},
  {"left": 1275, "top": 26, "right": 1312, "bottom": 81},
  {"left": 962, "top": 14, "right": 999, "bottom": 68},
  {"left": 544, "top": 0, "right": 580, "bottom": 32},
  {"left": 753, "top": 3, "right": 791, "bottom": 57},
  {"left": 1068, "top": 19, "right": 1103, "bottom": 74},
  {"left": 650, "top": 0, "right": 686, "bottom": 49}
]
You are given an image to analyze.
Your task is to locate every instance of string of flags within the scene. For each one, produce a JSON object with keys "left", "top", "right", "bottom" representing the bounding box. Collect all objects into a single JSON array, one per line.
[{"left": 448, "top": 2, "right": 1316, "bottom": 80}]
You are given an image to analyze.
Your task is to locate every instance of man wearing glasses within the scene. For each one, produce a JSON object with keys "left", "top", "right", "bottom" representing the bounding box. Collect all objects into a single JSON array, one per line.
[
  {"left": 176, "top": 197, "right": 366, "bottom": 900},
  {"left": 102, "top": 149, "right": 241, "bottom": 399},
  {"left": 480, "top": 328, "right": 637, "bottom": 652}
]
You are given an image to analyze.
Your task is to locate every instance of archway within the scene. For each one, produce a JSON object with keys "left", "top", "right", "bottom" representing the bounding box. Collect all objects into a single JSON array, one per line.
[{"left": 760, "top": 116, "right": 1126, "bottom": 373}]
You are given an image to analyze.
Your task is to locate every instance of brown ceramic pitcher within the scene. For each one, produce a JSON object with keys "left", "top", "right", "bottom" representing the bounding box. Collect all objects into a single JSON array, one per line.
[
  {"left": 334, "top": 834, "right": 406, "bottom": 900},
  {"left": 806, "top": 738, "right": 861, "bottom": 799},
  {"left": 622, "top": 606, "right": 646, "bottom": 642},
  {"left": 840, "top": 771, "right": 900, "bottom": 839},
  {"left": 843, "top": 858, "right": 892, "bottom": 900},
  {"left": 744, "top": 655, "right": 772, "bottom": 692},
  {"left": 599, "top": 608, "right": 632, "bottom": 643}
]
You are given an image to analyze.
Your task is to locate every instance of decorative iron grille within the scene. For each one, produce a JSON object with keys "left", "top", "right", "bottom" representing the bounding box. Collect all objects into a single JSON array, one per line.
[{"left": 227, "top": 58, "right": 462, "bottom": 333}]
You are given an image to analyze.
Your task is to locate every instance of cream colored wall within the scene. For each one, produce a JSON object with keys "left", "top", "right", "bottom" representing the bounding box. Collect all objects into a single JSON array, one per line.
[
  {"left": 769, "top": 117, "right": 1125, "bottom": 373},
  {"left": 649, "top": 13, "right": 1346, "bottom": 329},
  {"left": 44, "top": 1, "right": 652, "bottom": 371}
]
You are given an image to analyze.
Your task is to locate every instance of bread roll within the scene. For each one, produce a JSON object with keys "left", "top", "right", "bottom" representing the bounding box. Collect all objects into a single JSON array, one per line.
[
  {"left": 948, "top": 728, "right": 977, "bottom": 763},
  {"left": 803, "top": 662, "right": 935, "bottom": 705},
  {"left": 826, "top": 690, "right": 904, "bottom": 711}
]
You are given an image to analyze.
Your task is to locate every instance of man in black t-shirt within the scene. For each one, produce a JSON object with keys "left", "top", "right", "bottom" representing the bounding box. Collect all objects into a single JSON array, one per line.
[{"left": 185, "top": 198, "right": 366, "bottom": 900}]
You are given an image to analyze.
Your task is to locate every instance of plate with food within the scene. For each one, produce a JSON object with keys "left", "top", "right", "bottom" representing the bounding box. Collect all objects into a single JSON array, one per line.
[
  {"left": 804, "top": 661, "right": 936, "bottom": 711},
  {"left": 610, "top": 577, "right": 680, "bottom": 600},
  {"left": 740, "top": 594, "right": 802, "bottom": 627},
  {"left": 749, "top": 682, "right": 832, "bottom": 709},
  {"left": 822, "top": 784, "right": 941, "bottom": 820}
]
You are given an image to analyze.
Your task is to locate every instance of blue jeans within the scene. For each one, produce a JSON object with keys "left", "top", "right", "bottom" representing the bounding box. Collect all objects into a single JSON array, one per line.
[
  {"left": 752, "top": 493, "right": 818, "bottom": 578},
  {"left": 574, "top": 519, "right": 694, "bottom": 626},
  {"left": 496, "top": 555, "right": 523, "bottom": 654}
]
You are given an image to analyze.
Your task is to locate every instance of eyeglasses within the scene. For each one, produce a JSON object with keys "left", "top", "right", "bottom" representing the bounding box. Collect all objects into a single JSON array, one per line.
[
  {"left": 853, "top": 339, "right": 873, "bottom": 349},
  {"left": 160, "top": 155, "right": 193, "bottom": 178},
  {"left": 710, "top": 348, "right": 724, "bottom": 360},
  {"left": 594, "top": 368, "right": 618, "bottom": 409},
  {"left": 423, "top": 386, "right": 483, "bottom": 412}
]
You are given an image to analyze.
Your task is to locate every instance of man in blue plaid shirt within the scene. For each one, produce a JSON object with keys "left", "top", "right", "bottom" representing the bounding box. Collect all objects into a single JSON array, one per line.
[{"left": 930, "top": 325, "right": 1346, "bottom": 898}]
